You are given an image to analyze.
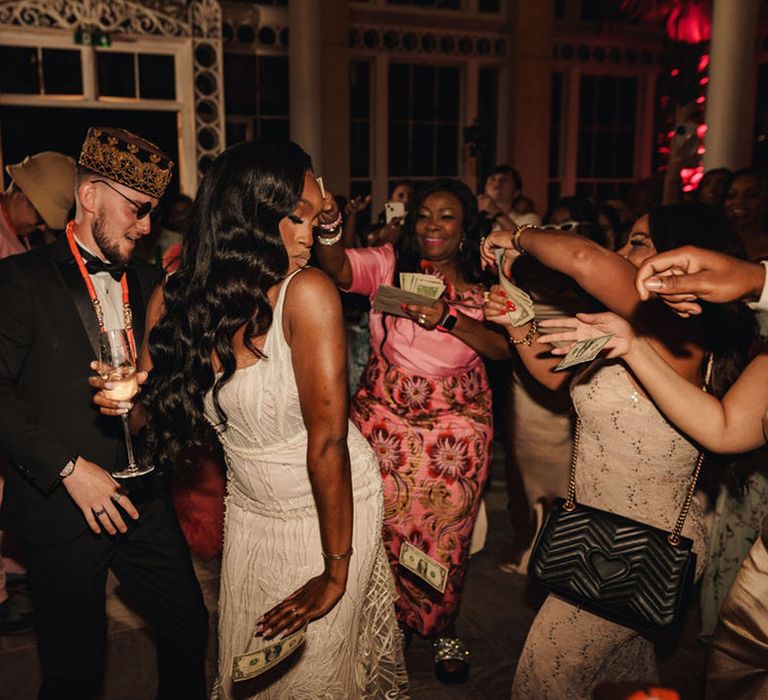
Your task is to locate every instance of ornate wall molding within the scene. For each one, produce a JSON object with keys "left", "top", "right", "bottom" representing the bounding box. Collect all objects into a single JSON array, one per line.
[
  {"left": 350, "top": 25, "right": 506, "bottom": 59},
  {"left": 552, "top": 41, "right": 659, "bottom": 67},
  {"left": 0, "top": 0, "right": 191, "bottom": 36},
  {"left": 190, "top": 0, "right": 225, "bottom": 174},
  {"left": 0, "top": 0, "right": 226, "bottom": 185}
]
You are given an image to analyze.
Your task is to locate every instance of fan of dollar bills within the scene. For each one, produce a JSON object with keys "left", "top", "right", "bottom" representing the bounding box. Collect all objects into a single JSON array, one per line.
[
  {"left": 373, "top": 273, "right": 446, "bottom": 318},
  {"left": 399, "top": 273, "right": 444, "bottom": 300}
]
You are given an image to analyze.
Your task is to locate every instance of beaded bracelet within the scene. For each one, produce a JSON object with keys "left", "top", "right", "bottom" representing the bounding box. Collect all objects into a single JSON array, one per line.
[
  {"left": 508, "top": 319, "right": 539, "bottom": 346},
  {"left": 316, "top": 228, "right": 343, "bottom": 246},
  {"left": 322, "top": 546, "right": 353, "bottom": 561},
  {"left": 318, "top": 212, "right": 342, "bottom": 232}
]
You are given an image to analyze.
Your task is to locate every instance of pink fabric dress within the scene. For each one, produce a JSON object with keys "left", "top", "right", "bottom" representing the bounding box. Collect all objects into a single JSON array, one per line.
[{"left": 347, "top": 244, "right": 493, "bottom": 636}]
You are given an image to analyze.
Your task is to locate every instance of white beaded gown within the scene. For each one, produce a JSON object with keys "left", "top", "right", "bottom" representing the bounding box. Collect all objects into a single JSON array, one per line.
[
  {"left": 511, "top": 360, "right": 708, "bottom": 699},
  {"left": 206, "top": 270, "right": 409, "bottom": 699}
]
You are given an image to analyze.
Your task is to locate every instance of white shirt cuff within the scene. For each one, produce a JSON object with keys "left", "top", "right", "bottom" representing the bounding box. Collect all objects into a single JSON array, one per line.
[{"left": 746, "top": 261, "right": 768, "bottom": 312}]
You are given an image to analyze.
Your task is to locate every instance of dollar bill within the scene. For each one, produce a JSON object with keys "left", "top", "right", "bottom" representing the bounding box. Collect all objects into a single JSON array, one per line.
[
  {"left": 374, "top": 285, "right": 439, "bottom": 317},
  {"left": 232, "top": 625, "right": 307, "bottom": 682},
  {"left": 494, "top": 248, "right": 535, "bottom": 327},
  {"left": 399, "top": 541, "right": 448, "bottom": 594},
  {"left": 554, "top": 334, "right": 614, "bottom": 371},
  {"left": 400, "top": 273, "right": 445, "bottom": 300}
]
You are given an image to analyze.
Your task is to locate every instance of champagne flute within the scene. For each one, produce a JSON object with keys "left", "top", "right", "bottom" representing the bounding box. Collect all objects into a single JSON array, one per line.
[{"left": 98, "top": 329, "right": 153, "bottom": 479}]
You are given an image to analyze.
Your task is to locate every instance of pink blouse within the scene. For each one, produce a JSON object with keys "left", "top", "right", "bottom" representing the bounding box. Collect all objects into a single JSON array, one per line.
[{"left": 346, "top": 244, "right": 485, "bottom": 377}]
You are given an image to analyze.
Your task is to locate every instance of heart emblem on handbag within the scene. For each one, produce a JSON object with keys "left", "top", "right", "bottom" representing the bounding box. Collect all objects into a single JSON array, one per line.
[{"left": 589, "top": 551, "right": 629, "bottom": 582}]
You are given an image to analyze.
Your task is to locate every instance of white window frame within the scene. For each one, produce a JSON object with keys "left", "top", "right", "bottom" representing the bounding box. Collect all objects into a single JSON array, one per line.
[
  {"left": 356, "top": 49, "right": 505, "bottom": 211},
  {"left": 0, "top": 28, "right": 197, "bottom": 194},
  {"left": 550, "top": 63, "right": 657, "bottom": 202}
]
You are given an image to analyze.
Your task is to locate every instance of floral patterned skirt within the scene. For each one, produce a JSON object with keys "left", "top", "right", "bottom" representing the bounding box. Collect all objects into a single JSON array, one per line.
[{"left": 351, "top": 351, "right": 493, "bottom": 637}]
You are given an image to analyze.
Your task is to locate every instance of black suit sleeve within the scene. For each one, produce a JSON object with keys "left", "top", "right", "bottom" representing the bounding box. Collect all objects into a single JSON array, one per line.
[{"left": 0, "top": 261, "right": 75, "bottom": 492}]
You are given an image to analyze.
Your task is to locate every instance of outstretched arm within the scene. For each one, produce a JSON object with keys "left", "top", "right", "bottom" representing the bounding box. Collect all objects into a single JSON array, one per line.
[
  {"left": 635, "top": 246, "right": 767, "bottom": 316},
  {"left": 482, "top": 228, "right": 641, "bottom": 318},
  {"left": 258, "top": 268, "right": 353, "bottom": 638},
  {"left": 480, "top": 228, "right": 704, "bottom": 382},
  {"left": 542, "top": 312, "right": 768, "bottom": 453}
]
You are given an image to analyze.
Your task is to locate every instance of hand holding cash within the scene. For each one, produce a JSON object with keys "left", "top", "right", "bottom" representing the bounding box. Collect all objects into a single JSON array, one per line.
[
  {"left": 479, "top": 229, "right": 523, "bottom": 275},
  {"left": 482, "top": 249, "right": 535, "bottom": 329},
  {"left": 537, "top": 312, "right": 634, "bottom": 369},
  {"left": 374, "top": 272, "right": 447, "bottom": 327},
  {"left": 232, "top": 625, "right": 307, "bottom": 682},
  {"left": 314, "top": 176, "right": 339, "bottom": 225}
]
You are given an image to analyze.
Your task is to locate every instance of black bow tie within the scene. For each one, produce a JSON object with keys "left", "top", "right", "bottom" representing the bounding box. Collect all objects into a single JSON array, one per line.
[{"left": 79, "top": 247, "right": 126, "bottom": 282}]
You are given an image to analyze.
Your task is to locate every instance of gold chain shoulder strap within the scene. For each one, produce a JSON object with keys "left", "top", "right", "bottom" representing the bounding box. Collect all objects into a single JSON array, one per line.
[{"left": 564, "top": 353, "right": 714, "bottom": 547}]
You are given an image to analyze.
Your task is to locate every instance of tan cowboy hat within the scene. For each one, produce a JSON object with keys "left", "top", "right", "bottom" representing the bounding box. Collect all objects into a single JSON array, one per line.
[{"left": 6, "top": 151, "right": 76, "bottom": 230}]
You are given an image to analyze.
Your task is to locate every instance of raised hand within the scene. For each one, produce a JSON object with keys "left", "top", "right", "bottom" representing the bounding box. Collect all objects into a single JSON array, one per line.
[
  {"left": 345, "top": 194, "right": 372, "bottom": 216},
  {"left": 634, "top": 246, "right": 766, "bottom": 317},
  {"left": 255, "top": 570, "right": 346, "bottom": 639},
  {"left": 479, "top": 230, "right": 520, "bottom": 275},
  {"left": 62, "top": 456, "right": 139, "bottom": 534},
  {"left": 538, "top": 312, "right": 635, "bottom": 358},
  {"left": 318, "top": 191, "right": 341, "bottom": 227}
]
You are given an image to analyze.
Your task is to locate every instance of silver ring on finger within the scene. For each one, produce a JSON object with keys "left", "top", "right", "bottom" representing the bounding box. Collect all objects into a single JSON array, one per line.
[
  {"left": 291, "top": 607, "right": 299, "bottom": 617},
  {"left": 418, "top": 314, "right": 427, "bottom": 325},
  {"left": 111, "top": 492, "right": 122, "bottom": 503},
  {"left": 93, "top": 507, "right": 106, "bottom": 517}
]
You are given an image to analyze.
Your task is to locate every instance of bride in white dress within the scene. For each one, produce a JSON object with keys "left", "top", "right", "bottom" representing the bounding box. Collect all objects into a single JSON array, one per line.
[{"left": 139, "top": 141, "right": 408, "bottom": 699}]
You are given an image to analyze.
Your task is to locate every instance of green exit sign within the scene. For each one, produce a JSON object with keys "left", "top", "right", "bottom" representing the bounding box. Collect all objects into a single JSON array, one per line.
[{"left": 74, "top": 29, "right": 112, "bottom": 47}]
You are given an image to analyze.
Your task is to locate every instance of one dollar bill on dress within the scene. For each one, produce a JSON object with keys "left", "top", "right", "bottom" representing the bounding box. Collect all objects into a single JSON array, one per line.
[{"left": 399, "top": 541, "right": 448, "bottom": 594}]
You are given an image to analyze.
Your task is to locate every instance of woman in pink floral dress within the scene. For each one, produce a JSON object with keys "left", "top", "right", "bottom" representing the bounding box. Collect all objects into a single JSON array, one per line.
[{"left": 316, "top": 179, "right": 511, "bottom": 681}]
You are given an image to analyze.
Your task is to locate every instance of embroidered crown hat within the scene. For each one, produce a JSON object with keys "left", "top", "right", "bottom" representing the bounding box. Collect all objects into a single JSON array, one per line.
[{"left": 78, "top": 126, "right": 174, "bottom": 199}]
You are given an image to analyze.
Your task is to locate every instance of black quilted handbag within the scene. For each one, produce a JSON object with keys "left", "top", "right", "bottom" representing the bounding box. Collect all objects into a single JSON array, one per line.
[{"left": 529, "top": 418, "right": 703, "bottom": 635}]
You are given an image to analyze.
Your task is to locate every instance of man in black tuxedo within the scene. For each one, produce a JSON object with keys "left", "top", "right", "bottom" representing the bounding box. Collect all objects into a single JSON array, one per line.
[{"left": 0, "top": 127, "right": 208, "bottom": 699}]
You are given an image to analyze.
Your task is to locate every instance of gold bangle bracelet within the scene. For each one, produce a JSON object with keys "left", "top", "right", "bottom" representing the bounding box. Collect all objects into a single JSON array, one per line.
[
  {"left": 508, "top": 319, "right": 539, "bottom": 346},
  {"left": 512, "top": 224, "right": 539, "bottom": 254}
]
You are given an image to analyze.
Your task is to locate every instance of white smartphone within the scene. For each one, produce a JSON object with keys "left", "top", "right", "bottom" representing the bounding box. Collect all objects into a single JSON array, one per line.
[{"left": 385, "top": 201, "right": 405, "bottom": 224}]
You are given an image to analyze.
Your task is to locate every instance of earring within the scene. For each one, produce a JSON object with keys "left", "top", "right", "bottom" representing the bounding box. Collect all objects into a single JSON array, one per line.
[{"left": 459, "top": 238, "right": 466, "bottom": 252}]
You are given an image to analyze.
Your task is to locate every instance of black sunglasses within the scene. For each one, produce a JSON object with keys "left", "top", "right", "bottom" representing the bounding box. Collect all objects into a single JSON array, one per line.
[{"left": 94, "top": 180, "right": 155, "bottom": 220}]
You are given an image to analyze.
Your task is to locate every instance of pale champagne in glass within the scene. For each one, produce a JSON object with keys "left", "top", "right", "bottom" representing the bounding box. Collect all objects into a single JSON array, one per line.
[{"left": 98, "top": 329, "right": 153, "bottom": 479}]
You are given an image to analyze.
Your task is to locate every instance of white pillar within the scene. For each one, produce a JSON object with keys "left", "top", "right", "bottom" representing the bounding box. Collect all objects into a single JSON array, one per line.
[
  {"left": 703, "top": 0, "right": 760, "bottom": 170},
  {"left": 289, "top": 0, "right": 323, "bottom": 172}
]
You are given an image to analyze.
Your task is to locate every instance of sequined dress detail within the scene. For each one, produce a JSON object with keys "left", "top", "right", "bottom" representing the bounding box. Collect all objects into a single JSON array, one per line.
[{"left": 206, "top": 270, "right": 409, "bottom": 699}]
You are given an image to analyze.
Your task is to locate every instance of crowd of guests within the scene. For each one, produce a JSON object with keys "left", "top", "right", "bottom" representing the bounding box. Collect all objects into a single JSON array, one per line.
[{"left": 0, "top": 123, "right": 767, "bottom": 700}]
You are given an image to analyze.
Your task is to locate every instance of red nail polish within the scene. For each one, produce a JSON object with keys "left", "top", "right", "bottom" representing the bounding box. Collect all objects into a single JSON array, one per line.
[
  {"left": 499, "top": 290, "right": 507, "bottom": 298},
  {"left": 400, "top": 303, "right": 407, "bottom": 311},
  {"left": 506, "top": 301, "right": 516, "bottom": 310}
]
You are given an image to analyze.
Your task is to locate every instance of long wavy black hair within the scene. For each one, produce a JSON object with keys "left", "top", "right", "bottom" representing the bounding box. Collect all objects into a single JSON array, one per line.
[{"left": 141, "top": 140, "right": 312, "bottom": 472}]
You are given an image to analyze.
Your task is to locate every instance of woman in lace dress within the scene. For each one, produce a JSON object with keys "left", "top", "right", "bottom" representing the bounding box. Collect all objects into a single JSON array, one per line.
[
  {"left": 480, "top": 203, "right": 755, "bottom": 699},
  {"left": 140, "top": 141, "right": 408, "bottom": 699},
  {"left": 539, "top": 302, "right": 768, "bottom": 699}
]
